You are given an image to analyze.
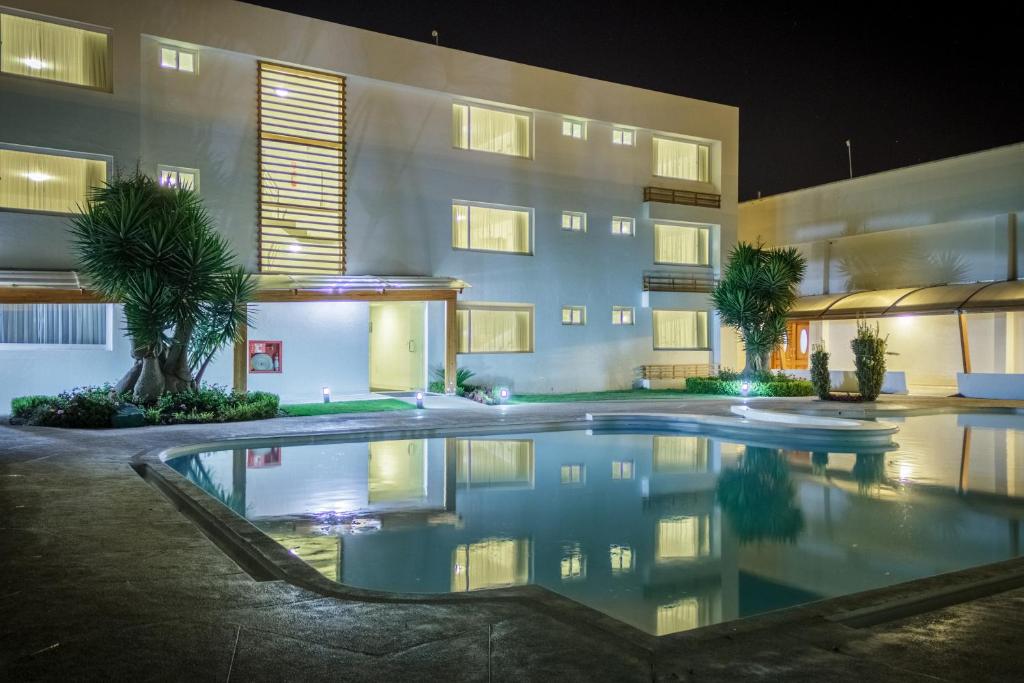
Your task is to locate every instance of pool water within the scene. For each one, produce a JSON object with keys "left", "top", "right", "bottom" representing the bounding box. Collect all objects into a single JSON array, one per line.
[{"left": 166, "top": 412, "right": 1024, "bottom": 637}]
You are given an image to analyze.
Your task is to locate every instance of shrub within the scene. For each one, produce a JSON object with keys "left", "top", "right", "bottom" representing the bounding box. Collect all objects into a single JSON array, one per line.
[
  {"left": 24, "top": 386, "right": 120, "bottom": 429},
  {"left": 11, "top": 395, "right": 55, "bottom": 420},
  {"left": 684, "top": 376, "right": 814, "bottom": 397},
  {"left": 428, "top": 366, "right": 475, "bottom": 394},
  {"left": 851, "top": 321, "right": 887, "bottom": 401},
  {"left": 809, "top": 343, "right": 830, "bottom": 400}
]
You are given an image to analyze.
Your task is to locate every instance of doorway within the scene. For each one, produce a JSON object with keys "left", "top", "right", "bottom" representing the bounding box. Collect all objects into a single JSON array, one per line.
[
  {"left": 771, "top": 320, "right": 811, "bottom": 370},
  {"left": 369, "top": 302, "right": 426, "bottom": 392}
]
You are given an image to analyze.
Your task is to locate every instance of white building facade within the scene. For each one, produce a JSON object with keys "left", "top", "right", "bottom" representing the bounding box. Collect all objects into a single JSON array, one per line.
[{"left": 0, "top": 0, "right": 739, "bottom": 409}]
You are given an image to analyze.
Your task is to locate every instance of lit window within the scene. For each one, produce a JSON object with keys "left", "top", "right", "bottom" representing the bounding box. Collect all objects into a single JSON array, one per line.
[
  {"left": 611, "top": 306, "right": 634, "bottom": 326},
  {"left": 653, "top": 436, "right": 709, "bottom": 472},
  {"left": 560, "top": 547, "right": 586, "bottom": 580},
  {"left": 0, "top": 147, "right": 108, "bottom": 214},
  {"left": 455, "top": 440, "right": 535, "bottom": 487},
  {"left": 657, "top": 598, "right": 700, "bottom": 635},
  {"left": 452, "top": 103, "right": 531, "bottom": 158},
  {"left": 561, "top": 306, "right": 586, "bottom": 326},
  {"left": 610, "top": 545, "right": 633, "bottom": 574},
  {"left": 611, "top": 216, "right": 634, "bottom": 235},
  {"left": 653, "top": 310, "right": 709, "bottom": 350},
  {"left": 159, "top": 45, "right": 196, "bottom": 73},
  {"left": 611, "top": 460, "right": 634, "bottom": 480},
  {"left": 367, "top": 439, "right": 426, "bottom": 503},
  {"left": 612, "top": 127, "right": 635, "bottom": 146},
  {"left": 157, "top": 165, "right": 199, "bottom": 192},
  {"left": 451, "top": 538, "right": 529, "bottom": 592},
  {"left": 561, "top": 119, "right": 586, "bottom": 139},
  {"left": 656, "top": 516, "right": 710, "bottom": 562},
  {"left": 0, "top": 304, "right": 111, "bottom": 347},
  {"left": 653, "top": 136, "right": 710, "bottom": 182},
  {"left": 452, "top": 201, "right": 532, "bottom": 254},
  {"left": 560, "top": 211, "right": 586, "bottom": 232},
  {"left": 560, "top": 464, "right": 584, "bottom": 484},
  {"left": 654, "top": 223, "right": 710, "bottom": 265},
  {"left": 0, "top": 11, "right": 111, "bottom": 90},
  {"left": 456, "top": 303, "right": 534, "bottom": 354}
]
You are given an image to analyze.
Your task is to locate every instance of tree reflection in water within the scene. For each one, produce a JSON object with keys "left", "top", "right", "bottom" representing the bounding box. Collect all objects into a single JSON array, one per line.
[
  {"left": 852, "top": 453, "right": 887, "bottom": 493},
  {"left": 716, "top": 446, "right": 805, "bottom": 544},
  {"left": 165, "top": 453, "right": 247, "bottom": 516}
]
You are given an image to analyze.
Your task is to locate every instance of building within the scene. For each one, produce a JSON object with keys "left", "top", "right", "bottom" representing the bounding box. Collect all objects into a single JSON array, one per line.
[
  {"left": 0, "top": 0, "right": 739, "bottom": 410},
  {"left": 740, "top": 143, "right": 1024, "bottom": 396}
]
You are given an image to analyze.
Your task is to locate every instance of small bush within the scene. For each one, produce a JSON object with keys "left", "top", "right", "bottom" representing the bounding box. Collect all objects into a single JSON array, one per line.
[
  {"left": 809, "top": 343, "right": 831, "bottom": 400},
  {"left": 23, "top": 385, "right": 120, "bottom": 429},
  {"left": 11, "top": 395, "right": 55, "bottom": 420},
  {"left": 851, "top": 321, "right": 887, "bottom": 401},
  {"left": 428, "top": 366, "right": 476, "bottom": 394},
  {"left": 685, "top": 376, "right": 815, "bottom": 397}
]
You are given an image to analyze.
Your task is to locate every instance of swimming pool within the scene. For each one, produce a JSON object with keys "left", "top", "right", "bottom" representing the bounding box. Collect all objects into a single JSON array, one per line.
[{"left": 165, "top": 411, "right": 1024, "bottom": 637}]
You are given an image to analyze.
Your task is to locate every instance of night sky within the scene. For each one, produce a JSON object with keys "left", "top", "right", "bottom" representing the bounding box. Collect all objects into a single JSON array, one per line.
[{"left": 247, "top": 1, "right": 1023, "bottom": 200}]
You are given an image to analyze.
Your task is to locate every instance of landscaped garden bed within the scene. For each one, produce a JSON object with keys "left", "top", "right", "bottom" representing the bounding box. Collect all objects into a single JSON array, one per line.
[{"left": 684, "top": 374, "right": 815, "bottom": 397}]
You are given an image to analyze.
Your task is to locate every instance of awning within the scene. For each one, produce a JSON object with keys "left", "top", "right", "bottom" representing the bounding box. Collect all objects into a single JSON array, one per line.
[
  {"left": 788, "top": 280, "right": 1024, "bottom": 320},
  {"left": 0, "top": 269, "right": 469, "bottom": 304}
]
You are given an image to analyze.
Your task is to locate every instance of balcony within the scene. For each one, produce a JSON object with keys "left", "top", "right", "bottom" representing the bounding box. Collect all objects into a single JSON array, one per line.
[
  {"left": 643, "top": 186, "right": 721, "bottom": 209},
  {"left": 643, "top": 271, "right": 718, "bottom": 294}
]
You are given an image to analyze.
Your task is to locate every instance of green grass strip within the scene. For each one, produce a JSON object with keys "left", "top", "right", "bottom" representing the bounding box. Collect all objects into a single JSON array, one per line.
[
  {"left": 280, "top": 399, "right": 416, "bottom": 416},
  {"left": 509, "top": 389, "right": 715, "bottom": 404}
]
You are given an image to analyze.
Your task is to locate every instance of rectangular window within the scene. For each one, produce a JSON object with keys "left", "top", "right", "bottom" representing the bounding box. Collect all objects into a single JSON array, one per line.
[
  {"left": 0, "top": 146, "right": 108, "bottom": 214},
  {"left": 160, "top": 45, "right": 196, "bottom": 73},
  {"left": 656, "top": 516, "right": 711, "bottom": 561},
  {"left": 611, "top": 460, "right": 634, "bottom": 480},
  {"left": 657, "top": 598, "right": 700, "bottom": 635},
  {"left": 455, "top": 439, "right": 535, "bottom": 488},
  {"left": 451, "top": 538, "right": 529, "bottom": 592},
  {"left": 610, "top": 545, "right": 633, "bottom": 574},
  {"left": 611, "top": 216, "right": 634, "bottom": 236},
  {"left": 653, "top": 436, "right": 709, "bottom": 472},
  {"left": 0, "top": 303, "right": 110, "bottom": 347},
  {"left": 653, "top": 136, "right": 710, "bottom": 182},
  {"left": 561, "top": 306, "right": 585, "bottom": 326},
  {"left": 654, "top": 223, "right": 710, "bottom": 265},
  {"left": 561, "top": 118, "right": 586, "bottom": 139},
  {"left": 258, "top": 62, "right": 345, "bottom": 274},
  {"left": 611, "top": 306, "right": 634, "bottom": 326},
  {"left": 612, "top": 127, "right": 635, "bottom": 146},
  {"left": 560, "top": 548, "right": 586, "bottom": 580},
  {"left": 653, "top": 310, "right": 709, "bottom": 350},
  {"left": 451, "top": 201, "right": 532, "bottom": 254},
  {"left": 456, "top": 303, "right": 534, "bottom": 354},
  {"left": 560, "top": 463, "right": 584, "bottom": 484},
  {"left": 560, "top": 210, "right": 586, "bottom": 232},
  {"left": 0, "top": 10, "right": 111, "bottom": 90},
  {"left": 452, "top": 103, "right": 531, "bottom": 158},
  {"left": 157, "top": 165, "right": 199, "bottom": 192}
]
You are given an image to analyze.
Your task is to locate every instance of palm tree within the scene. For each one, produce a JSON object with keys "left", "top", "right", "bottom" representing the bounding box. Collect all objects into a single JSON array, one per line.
[
  {"left": 711, "top": 242, "right": 806, "bottom": 376},
  {"left": 70, "top": 172, "right": 254, "bottom": 402}
]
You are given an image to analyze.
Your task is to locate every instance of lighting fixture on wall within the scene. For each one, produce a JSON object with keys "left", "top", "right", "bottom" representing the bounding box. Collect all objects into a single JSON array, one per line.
[
  {"left": 322, "top": 386, "right": 331, "bottom": 403},
  {"left": 24, "top": 171, "right": 52, "bottom": 182}
]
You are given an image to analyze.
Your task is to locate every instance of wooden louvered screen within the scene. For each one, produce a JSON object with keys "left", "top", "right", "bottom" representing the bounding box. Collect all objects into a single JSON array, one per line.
[{"left": 258, "top": 62, "right": 345, "bottom": 273}]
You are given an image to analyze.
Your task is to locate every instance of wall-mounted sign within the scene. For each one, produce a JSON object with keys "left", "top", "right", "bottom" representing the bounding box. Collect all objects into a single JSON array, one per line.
[
  {"left": 247, "top": 447, "right": 282, "bottom": 468},
  {"left": 249, "top": 340, "right": 282, "bottom": 373}
]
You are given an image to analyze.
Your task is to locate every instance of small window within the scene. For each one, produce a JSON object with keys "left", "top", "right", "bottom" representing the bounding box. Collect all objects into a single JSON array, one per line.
[
  {"left": 611, "top": 460, "right": 634, "bottom": 480},
  {"left": 560, "top": 548, "right": 586, "bottom": 580},
  {"left": 0, "top": 11, "right": 111, "bottom": 90},
  {"left": 561, "top": 306, "right": 586, "bottom": 326},
  {"left": 611, "top": 216, "right": 634, "bottom": 236},
  {"left": 610, "top": 545, "right": 633, "bottom": 574},
  {"left": 560, "top": 464, "right": 584, "bottom": 484},
  {"left": 612, "top": 128, "right": 635, "bottom": 146},
  {"left": 560, "top": 211, "right": 586, "bottom": 232},
  {"left": 157, "top": 165, "right": 199, "bottom": 191},
  {"left": 561, "top": 119, "right": 586, "bottom": 140},
  {"left": 611, "top": 307, "right": 634, "bottom": 326},
  {"left": 159, "top": 45, "right": 196, "bottom": 73}
]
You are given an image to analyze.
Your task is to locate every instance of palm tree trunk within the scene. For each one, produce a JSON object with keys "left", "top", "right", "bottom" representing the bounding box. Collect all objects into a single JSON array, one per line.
[{"left": 133, "top": 355, "right": 166, "bottom": 403}]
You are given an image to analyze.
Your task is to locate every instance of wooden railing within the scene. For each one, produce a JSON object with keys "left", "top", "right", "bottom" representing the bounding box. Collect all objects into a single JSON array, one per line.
[
  {"left": 643, "top": 271, "right": 718, "bottom": 293},
  {"left": 643, "top": 186, "right": 721, "bottom": 208},
  {"left": 640, "top": 364, "right": 718, "bottom": 380}
]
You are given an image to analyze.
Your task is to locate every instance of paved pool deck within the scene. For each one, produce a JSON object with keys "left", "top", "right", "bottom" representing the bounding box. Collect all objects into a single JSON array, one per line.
[{"left": 2, "top": 395, "right": 1024, "bottom": 681}]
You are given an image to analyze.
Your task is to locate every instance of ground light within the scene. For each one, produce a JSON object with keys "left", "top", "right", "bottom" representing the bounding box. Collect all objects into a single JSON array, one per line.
[
  {"left": 322, "top": 386, "right": 331, "bottom": 403},
  {"left": 741, "top": 381, "right": 750, "bottom": 397},
  {"left": 415, "top": 391, "right": 425, "bottom": 409},
  {"left": 498, "top": 388, "right": 510, "bottom": 404}
]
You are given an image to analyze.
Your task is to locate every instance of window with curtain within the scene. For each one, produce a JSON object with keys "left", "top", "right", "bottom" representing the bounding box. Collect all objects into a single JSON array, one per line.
[
  {"left": 656, "top": 598, "right": 701, "bottom": 635},
  {"left": 456, "top": 303, "right": 533, "bottom": 353},
  {"left": 560, "top": 463, "right": 584, "bottom": 484},
  {"left": 451, "top": 202, "right": 532, "bottom": 254},
  {"left": 0, "top": 303, "right": 109, "bottom": 346},
  {"left": 452, "top": 103, "right": 531, "bottom": 158},
  {"left": 653, "top": 137, "right": 710, "bottom": 182},
  {"left": 451, "top": 538, "right": 529, "bottom": 592},
  {"left": 611, "top": 460, "right": 634, "bottom": 480},
  {"left": 561, "top": 306, "right": 585, "bottom": 326},
  {"left": 611, "top": 306, "right": 634, "bottom": 325},
  {"left": 653, "top": 436, "right": 709, "bottom": 472},
  {"left": 654, "top": 223, "right": 710, "bottom": 265},
  {"left": 656, "top": 515, "right": 711, "bottom": 562},
  {"left": 0, "top": 147, "right": 107, "bottom": 214},
  {"left": 610, "top": 545, "right": 633, "bottom": 574},
  {"left": 454, "top": 439, "right": 534, "bottom": 487},
  {"left": 0, "top": 11, "right": 110, "bottom": 90},
  {"left": 611, "top": 216, "right": 634, "bottom": 236},
  {"left": 653, "top": 310, "right": 709, "bottom": 350},
  {"left": 561, "top": 211, "right": 585, "bottom": 232}
]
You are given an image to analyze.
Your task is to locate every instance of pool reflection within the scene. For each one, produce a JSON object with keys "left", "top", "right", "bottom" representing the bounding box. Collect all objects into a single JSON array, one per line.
[{"left": 167, "top": 413, "right": 1024, "bottom": 637}]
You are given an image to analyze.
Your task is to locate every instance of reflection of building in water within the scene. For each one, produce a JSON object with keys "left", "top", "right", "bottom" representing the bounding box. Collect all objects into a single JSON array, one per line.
[{"left": 451, "top": 538, "right": 530, "bottom": 591}]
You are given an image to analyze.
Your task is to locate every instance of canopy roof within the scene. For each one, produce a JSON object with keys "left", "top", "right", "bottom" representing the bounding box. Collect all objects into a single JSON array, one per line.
[{"left": 788, "top": 280, "right": 1024, "bottom": 320}]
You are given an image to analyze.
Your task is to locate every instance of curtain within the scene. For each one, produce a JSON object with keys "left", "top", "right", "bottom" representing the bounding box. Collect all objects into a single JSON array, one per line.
[
  {"left": 0, "top": 149, "right": 107, "bottom": 213},
  {"left": 657, "top": 515, "right": 710, "bottom": 561},
  {"left": 655, "top": 224, "right": 709, "bottom": 265},
  {"left": 456, "top": 309, "right": 470, "bottom": 353},
  {"left": 0, "top": 304, "right": 108, "bottom": 345},
  {"left": 653, "top": 436, "right": 709, "bottom": 472},
  {"left": 653, "top": 310, "right": 708, "bottom": 349},
  {"left": 653, "top": 137, "right": 709, "bottom": 181},
  {"left": 452, "top": 104, "right": 469, "bottom": 148},
  {"left": 656, "top": 598, "right": 700, "bottom": 635},
  {"left": 451, "top": 203, "right": 470, "bottom": 249},
  {"left": 463, "top": 205, "right": 530, "bottom": 253},
  {"left": 0, "top": 13, "right": 109, "bottom": 89},
  {"left": 466, "top": 307, "right": 531, "bottom": 352},
  {"left": 451, "top": 538, "right": 529, "bottom": 591},
  {"left": 456, "top": 440, "right": 533, "bottom": 485},
  {"left": 461, "top": 105, "right": 530, "bottom": 157}
]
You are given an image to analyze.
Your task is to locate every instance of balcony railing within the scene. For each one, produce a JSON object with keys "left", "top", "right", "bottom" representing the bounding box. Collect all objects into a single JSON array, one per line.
[
  {"left": 643, "top": 271, "right": 718, "bottom": 293},
  {"left": 643, "top": 186, "right": 721, "bottom": 208}
]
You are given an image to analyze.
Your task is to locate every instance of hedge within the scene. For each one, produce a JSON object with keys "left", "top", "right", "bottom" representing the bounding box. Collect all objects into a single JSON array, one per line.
[{"left": 685, "top": 376, "right": 815, "bottom": 397}]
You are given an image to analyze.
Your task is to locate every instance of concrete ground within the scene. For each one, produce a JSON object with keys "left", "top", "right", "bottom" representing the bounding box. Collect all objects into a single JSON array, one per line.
[{"left": 2, "top": 395, "right": 1023, "bottom": 681}]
